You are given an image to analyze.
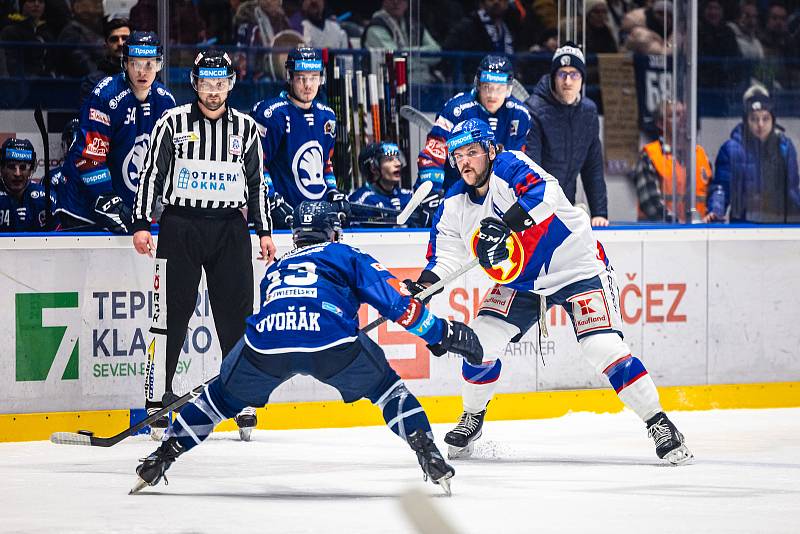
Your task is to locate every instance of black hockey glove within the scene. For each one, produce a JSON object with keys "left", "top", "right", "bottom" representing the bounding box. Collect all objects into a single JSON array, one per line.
[
  {"left": 269, "top": 193, "right": 294, "bottom": 229},
  {"left": 475, "top": 217, "right": 511, "bottom": 269},
  {"left": 413, "top": 190, "right": 443, "bottom": 228},
  {"left": 428, "top": 320, "right": 483, "bottom": 366},
  {"left": 94, "top": 193, "right": 132, "bottom": 234},
  {"left": 403, "top": 279, "right": 433, "bottom": 304},
  {"left": 326, "top": 189, "right": 351, "bottom": 220}
]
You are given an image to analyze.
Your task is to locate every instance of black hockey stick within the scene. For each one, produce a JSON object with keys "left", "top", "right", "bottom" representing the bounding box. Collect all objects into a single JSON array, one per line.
[
  {"left": 33, "top": 107, "right": 52, "bottom": 229},
  {"left": 50, "top": 258, "right": 479, "bottom": 448}
]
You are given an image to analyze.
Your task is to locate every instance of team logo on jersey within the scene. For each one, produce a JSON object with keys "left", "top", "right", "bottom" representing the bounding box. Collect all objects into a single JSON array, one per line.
[
  {"left": 470, "top": 227, "right": 525, "bottom": 284},
  {"left": 122, "top": 133, "right": 151, "bottom": 193},
  {"left": 84, "top": 134, "right": 109, "bottom": 157},
  {"left": 323, "top": 120, "right": 336, "bottom": 138},
  {"left": 228, "top": 134, "right": 242, "bottom": 156},
  {"left": 510, "top": 120, "right": 519, "bottom": 136},
  {"left": 291, "top": 140, "right": 327, "bottom": 199}
]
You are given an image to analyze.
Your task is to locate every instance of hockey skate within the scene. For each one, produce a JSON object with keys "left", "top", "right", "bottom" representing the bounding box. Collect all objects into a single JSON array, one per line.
[
  {"left": 234, "top": 406, "right": 257, "bottom": 441},
  {"left": 646, "top": 412, "right": 693, "bottom": 465},
  {"left": 147, "top": 407, "right": 169, "bottom": 442},
  {"left": 407, "top": 429, "right": 455, "bottom": 496},
  {"left": 130, "top": 437, "right": 185, "bottom": 494},
  {"left": 444, "top": 408, "right": 486, "bottom": 459}
]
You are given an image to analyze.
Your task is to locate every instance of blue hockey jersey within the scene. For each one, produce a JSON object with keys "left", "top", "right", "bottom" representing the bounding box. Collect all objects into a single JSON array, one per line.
[
  {"left": 416, "top": 90, "right": 531, "bottom": 192},
  {"left": 0, "top": 181, "right": 58, "bottom": 232},
  {"left": 60, "top": 74, "right": 175, "bottom": 222},
  {"left": 244, "top": 241, "right": 444, "bottom": 354},
  {"left": 251, "top": 92, "right": 337, "bottom": 208}
]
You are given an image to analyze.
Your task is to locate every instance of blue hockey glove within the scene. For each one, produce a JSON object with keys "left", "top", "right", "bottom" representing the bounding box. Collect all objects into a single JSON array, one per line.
[
  {"left": 326, "top": 189, "right": 351, "bottom": 220},
  {"left": 428, "top": 320, "right": 483, "bottom": 365},
  {"left": 269, "top": 193, "right": 294, "bottom": 228},
  {"left": 475, "top": 217, "right": 511, "bottom": 269},
  {"left": 94, "top": 194, "right": 132, "bottom": 234}
]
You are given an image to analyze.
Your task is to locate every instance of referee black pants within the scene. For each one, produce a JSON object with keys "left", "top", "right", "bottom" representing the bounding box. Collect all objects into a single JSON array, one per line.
[{"left": 147, "top": 207, "right": 254, "bottom": 408}]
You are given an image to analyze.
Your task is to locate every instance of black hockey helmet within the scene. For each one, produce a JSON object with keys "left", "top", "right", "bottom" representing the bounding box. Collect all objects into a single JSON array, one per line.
[
  {"left": 475, "top": 55, "right": 513, "bottom": 91},
  {"left": 284, "top": 46, "right": 325, "bottom": 83},
  {"left": 122, "top": 31, "right": 163, "bottom": 68},
  {"left": 1, "top": 137, "right": 37, "bottom": 171},
  {"left": 61, "top": 118, "right": 80, "bottom": 156},
  {"left": 291, "top": 200, "right": 342, "bottom": 246},
  {"left": 191, "top": 49, "right": 236, "bottom": 92},
  {"left": 358, "top": 142, "right": 406, "bottom": 182}
]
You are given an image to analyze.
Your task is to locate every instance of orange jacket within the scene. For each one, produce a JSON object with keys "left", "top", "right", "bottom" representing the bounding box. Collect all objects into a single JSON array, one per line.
[{"left": 641, "top": 140, "right": 711, "bottom": 222}]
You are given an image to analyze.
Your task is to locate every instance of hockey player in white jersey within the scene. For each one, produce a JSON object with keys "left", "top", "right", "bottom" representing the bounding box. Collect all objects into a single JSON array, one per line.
[{"left": 405, "top": 118, "right": 692, "bottom": 465}]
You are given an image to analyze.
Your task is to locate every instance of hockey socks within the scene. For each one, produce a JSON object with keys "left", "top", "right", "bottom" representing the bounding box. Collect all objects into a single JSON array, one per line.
[
  {"left": 603, "top": 355, "right": 661, "bottom": 421},
  {"left": 166, "top": 380, "right": 245, "bottom": 452},
  {"left": 373, "top": 380, "right": 431, "bottom": 440},
  {"left": 461, "top": 359, "right": 502, "bottom": 413}
]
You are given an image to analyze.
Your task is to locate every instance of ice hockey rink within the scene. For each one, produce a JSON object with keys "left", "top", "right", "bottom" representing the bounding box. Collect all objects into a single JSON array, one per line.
[{"left": 2, "top": 407, "right": 798, "bottom": 533}]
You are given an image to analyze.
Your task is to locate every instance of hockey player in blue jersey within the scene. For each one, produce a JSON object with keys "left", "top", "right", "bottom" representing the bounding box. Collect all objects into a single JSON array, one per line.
[
  {"left": 0, "top": 138, "right": 59, "bottom": 232},
  {"left": 416, "top": 55, "right": 531, "bottom": 193},
  {"left": 406, "top": 119, "right": 692, "bottom": 465},
  {"left": 130, "top": 200, "right": 484, "bottom": 495},
  {"left": 251, "top": 46, "right": 350, "bottom": 229},
  {"left": 47, "top": 118, "right": 80, "bottom": 195},
  {"left": 349, "top": 141, "right": 412, "bottom": 224},
  {"left": 59, "top": 31, "right": 175, "bottom": 233}
]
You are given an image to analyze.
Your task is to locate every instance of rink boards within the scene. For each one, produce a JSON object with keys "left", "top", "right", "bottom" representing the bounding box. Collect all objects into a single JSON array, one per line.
[{"left": 1, "top": 226, "right": 800, "bottom": 441}]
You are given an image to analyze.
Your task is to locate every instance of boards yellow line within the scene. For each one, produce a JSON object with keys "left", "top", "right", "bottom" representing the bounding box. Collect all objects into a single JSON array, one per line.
[{"left": 2, "top": 382, "right": 798, "bottom": 443}]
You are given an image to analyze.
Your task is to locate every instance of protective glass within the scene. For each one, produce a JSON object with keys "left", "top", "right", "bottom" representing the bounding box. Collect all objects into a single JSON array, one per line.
[
  {"left": 126, "top": 57, "right": 163, "bottom": 73},
  {"left": 191, "top": 74, "right": 235, "bottom": 93},
  {"left": 450, "top": 147, "right": 487, "bottom": 166},
  {"left": 478, "top": 82, "right": 510, "bottom": 96}
]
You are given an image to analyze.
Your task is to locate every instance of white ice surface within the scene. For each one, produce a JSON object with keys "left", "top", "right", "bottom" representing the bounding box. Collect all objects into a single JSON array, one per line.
[{"left": 2, "top": 408, "right": 799, "bottom": 533}]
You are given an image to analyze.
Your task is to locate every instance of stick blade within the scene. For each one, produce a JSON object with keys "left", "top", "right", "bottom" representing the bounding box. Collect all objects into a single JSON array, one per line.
[
  {"left": 50, "top": 432, "right": 93, "bottom": 446},
  {"left": 397, "top": 180, "right": 433, "bottom": 225}
]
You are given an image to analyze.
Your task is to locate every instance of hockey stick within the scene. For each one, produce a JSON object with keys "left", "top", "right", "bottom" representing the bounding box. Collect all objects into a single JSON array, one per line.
[
  {"left": 33, "top": 107, "right": 52, "bottom": 229},
  {"left": 50, "top": 258, "right": 480, "bottom": 448},
  {"left": 350, "top": 202, "right": 401, "bottom": 216},
  {"left": 511, "top": 78, "right": 530, "bottom": 101},
  {"left": 396, "top": 179, "right": 433, "bottom": 225},
  {"left": 399, "top": 105, "right": 435, "bottom": 133}
]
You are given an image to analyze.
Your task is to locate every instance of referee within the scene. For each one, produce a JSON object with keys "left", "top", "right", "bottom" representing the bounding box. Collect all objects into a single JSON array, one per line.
[{"left": 132, "top": 50, "right": 276, "bottom": 441}]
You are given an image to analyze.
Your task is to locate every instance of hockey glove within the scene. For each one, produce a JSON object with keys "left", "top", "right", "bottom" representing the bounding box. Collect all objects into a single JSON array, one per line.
[
  {"left": 269, "top": 193, "right": 294, "bottom": 229},
  {"left": 475, "top": 217, "right": 512, "bottom": 269},
  {"left": 94, "top": 194, "right": 132, "bottom": 234},
  {"left": 403, "top": 279, "right": 433, "bottom": 304},
  {"left": 326, "top": 189, "right": 351, "bottom": 220},
  {"left": 414, "top": 190, "right": 443, "bottom": 228},
  {"left": 428, "top": 320, "right": 483, "bottom": 365}
]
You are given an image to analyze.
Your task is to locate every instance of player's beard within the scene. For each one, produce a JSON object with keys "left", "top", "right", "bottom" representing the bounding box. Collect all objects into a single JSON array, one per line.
[{"left": 199, "top": 93, "right": 226, "bottom": 112}]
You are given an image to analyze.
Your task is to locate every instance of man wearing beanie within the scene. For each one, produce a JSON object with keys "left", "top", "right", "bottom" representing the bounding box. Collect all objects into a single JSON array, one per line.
[
  {"left": 708, "top": 83, "right": 799, "bottom": 223},
  {"left": 524, "top": 42, "right": 609, "bottom": 226}
]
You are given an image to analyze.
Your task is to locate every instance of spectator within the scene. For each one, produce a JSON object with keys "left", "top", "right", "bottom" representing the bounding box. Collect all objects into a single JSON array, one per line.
[
  {"left": 710, "top": 84, "right": 800, "bottom": 223},
  {"left": 0, "top": 0, "right": 55, "bottom": 77},
  {"left": 622, "top": 0, "right": 672, "bottom": 54},
  {"left": 443, "top": 0, "right": 519, "bottom": 58},
  {"left": 698, "top": 0, "right": 741, "bottom": 87},
  {"left": 759, "top": 2, "right": 800, "bottom": 88},
  {"left": 234, "top": 0, "right": 292, "bottom": 80},
  {"left": 422, "top": 0, "right": 467, "bottom": 46},
  {"left": 607, "top": 0, "right": 635, "bottom": 43},
  {"left": 56, "top": 0, "right": 105, "bottom": 78},
  {"left": 362, "top": 0, "right": 441, "bottom": 84},
  {"left": 524, "top": 42, "right": 609, "bottom": 226},
  {"left": 129, "top": 0, "right": 207, "bottom": 44},
  {"left": 584, "top": 0, "right": 619, "bottom": 54},
  {"left": 197, "top": 0, "right": 238, "bottom": 45},
  {"left": 728, "top": 0, "right": 765, "bottom": 60},
  {"left": 301, "top": 0, "right": 348, "bottom": 49},
  {"left": 631, "top": 99, "right": 713, "bottom": 223},
  {"left": 79, "top": 17, "right": 130, "bottom": 102}
]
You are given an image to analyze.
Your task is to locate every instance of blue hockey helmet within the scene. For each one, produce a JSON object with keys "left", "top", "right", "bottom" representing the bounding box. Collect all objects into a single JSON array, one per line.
[
  {"left": 191, "top": 49, "right": 236, "bottom": 92},
  {"left": 358, "top": 142, "right": 406, "bottom": 182},
  {"left": 292, "top": 200, "right": 342, "bottom": 246},
  {"left": 122, "top": 31, "right": 163, "bottom": 70},
  {"left": 284, "top": 46, "right": 325, "bottom": 83},
  {"left": 61, "top": 118, "right": 80, "bottom": 156},
  {"left": 446, "top": 119, "right": 496, "bottom": 167}
]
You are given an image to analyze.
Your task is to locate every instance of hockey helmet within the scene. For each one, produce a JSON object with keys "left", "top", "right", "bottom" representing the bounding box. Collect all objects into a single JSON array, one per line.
[
  {"left": 61, "top": 118, "right": 80, "bottom": 157},
  {"left": 446, "top": 119, "right": 496, "bottom": 167},
  {"left": 291, "top": 201, "right": 342, "bottom": 246},
  {"left": 1, "top": 137, "right": 36, "bottom": 192},
  {"left": 122, "top": 31, "right": 163, "bottom": 71},
  {"left": 358, "top": 142, "right": 406, "bottom": 182},
  {"left": 191, "top": 49, "right": 236, "bottom": 92},
  {"left": 475, "top": 55, "right": 513, "bottom": 97},
  {"left": 284, "top": 46, "right": 325, "bottom": 84}
]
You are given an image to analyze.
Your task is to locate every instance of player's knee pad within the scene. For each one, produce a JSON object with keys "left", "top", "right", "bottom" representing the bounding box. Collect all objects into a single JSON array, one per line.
[
  {"left": 373, "top": 380, "right": 430, "bottom": 440},
  {"left": 579, "top": 332, "right": 631, "bottom": 375},
  {"left": 470, "top": 314, "right": 520, "bottom": 362}
]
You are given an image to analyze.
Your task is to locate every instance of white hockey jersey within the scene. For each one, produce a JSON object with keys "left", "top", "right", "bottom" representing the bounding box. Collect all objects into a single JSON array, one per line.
[{"left": 425, "top": 150, "right": 608, "bottom": 295}]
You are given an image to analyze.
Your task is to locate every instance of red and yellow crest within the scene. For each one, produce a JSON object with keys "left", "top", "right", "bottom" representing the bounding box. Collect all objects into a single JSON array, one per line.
[{"left": 470, "top": 228, "right": 526, "bottom": 283}]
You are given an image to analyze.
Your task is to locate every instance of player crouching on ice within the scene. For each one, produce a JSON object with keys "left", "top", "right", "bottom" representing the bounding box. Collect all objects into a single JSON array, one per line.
[
  {"left": 131, "top": 201, "right": 484, "bottom": 495},
  {"left": 405, "top": 118, "right": 693, "bottom": 465}
]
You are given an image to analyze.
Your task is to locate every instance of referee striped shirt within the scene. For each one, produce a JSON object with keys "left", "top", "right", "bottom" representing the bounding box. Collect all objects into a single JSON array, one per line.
[{"left": 132, "top": 101, "right": 271, "bottom": 235}]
